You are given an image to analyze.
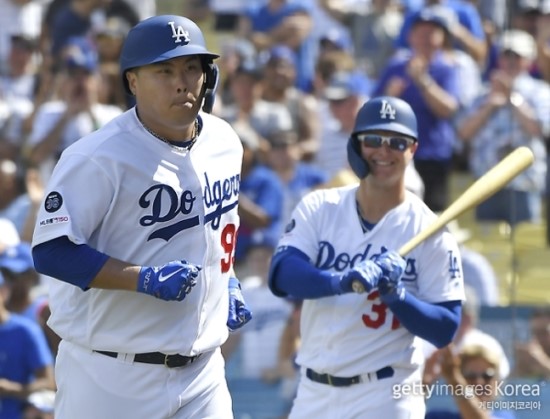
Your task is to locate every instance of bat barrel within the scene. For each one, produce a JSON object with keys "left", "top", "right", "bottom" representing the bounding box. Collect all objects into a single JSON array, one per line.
[{"left": 352, "top": 147, "right": 535, "bottom": 293}]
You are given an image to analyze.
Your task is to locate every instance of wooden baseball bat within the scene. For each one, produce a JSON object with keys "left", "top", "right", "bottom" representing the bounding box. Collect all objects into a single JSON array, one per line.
[{"left": 352, "top": 146, "right": 535, "bottom": 294}]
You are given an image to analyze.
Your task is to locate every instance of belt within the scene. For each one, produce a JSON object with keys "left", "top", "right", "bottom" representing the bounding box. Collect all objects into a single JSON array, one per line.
[
  {"left": 94, "top": 350, "right": 201, "bottom": 368},
  {"left": 306, "top": 366, "right": 394, "bottom": 387}
]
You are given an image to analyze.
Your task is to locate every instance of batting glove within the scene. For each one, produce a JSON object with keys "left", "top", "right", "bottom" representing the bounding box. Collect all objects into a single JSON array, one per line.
[
  {"left": 375, "top": 251, "right": 406, "bottom": 304},
  {"left": 227, "top": 277, "right": 252, "bottom": 332},
  {"left": 338, "top": 259, "right": 383, "bottom": 294},
  {"left": 137, "top": 260, "right": 201, "bottom": 301}
]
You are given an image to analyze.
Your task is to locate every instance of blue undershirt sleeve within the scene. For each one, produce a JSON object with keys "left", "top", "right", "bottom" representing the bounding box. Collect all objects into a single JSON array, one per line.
[
  {"left": 268, "top": 247, "right": 461, "bottom": 347},
  {"left": 32, "top": 236, "right": 110, "bottom": 290},
  {"left": 268, "top": 246, "right": 341, "bottom": 299},
  {"left": 387, "top": 295, "right": 462, "bottom": 348}
]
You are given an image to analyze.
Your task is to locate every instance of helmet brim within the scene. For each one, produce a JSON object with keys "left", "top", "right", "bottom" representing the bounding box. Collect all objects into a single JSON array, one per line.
[{"left": 122, "top": 46, "right": 219, "bottom": 74}]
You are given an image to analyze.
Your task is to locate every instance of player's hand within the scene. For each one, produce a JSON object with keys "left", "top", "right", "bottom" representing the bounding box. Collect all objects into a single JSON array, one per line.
[
  {"left": 227, "top": 277, "right": 252, "bottom": 332},
  {"left": 137, "top": 260, "right": 201, "bottom": 301},
  {"left": 375, "top": 251, "right": 406, "bottom": 304},
  {"left": 339, "top": 260, "right": 383, "bottom": 294}
]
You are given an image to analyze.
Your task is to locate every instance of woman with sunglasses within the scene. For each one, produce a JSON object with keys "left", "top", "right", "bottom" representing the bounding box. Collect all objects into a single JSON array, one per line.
[
  {"left": 426, "top": 342, "right": 514, "bottom": 419},
  {"left": 267, "top": 96, "right": 464, "bottom": 418}
]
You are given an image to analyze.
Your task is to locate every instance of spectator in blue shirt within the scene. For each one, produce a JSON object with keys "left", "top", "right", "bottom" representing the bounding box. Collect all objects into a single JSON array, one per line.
[
  {"left": 0, "top": 272, "right": 55, "bottom": 419},
  {"left": 238, "top": 0, "right": 316, "bottom": 93},
  {"left": 373, "top": 7, "right": 460, "bottom": 211},
  {"left": 263, "top": 128, "right": 329, "bottom": 229},
  {"left": 396, "top": 0, "right": 487, "bottom": 65}
]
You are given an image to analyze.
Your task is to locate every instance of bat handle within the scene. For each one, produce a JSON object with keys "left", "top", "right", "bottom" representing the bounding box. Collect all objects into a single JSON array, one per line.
[{"left": 352, "top": 280, "right": 366, "bottom": 294}]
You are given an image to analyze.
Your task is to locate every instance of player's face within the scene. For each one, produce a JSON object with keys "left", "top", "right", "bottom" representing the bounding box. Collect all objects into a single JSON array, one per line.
[
  {"left": 359, "top": 130, "right": 417, "bottom": 185},
  {"left": 127, "top": 55, "right": 205, "bottom": 135}
]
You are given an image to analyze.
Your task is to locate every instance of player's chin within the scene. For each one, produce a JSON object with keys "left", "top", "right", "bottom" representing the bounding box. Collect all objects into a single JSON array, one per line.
[{"left": 168, "top": 104, "right": 199, "bottom": 120}]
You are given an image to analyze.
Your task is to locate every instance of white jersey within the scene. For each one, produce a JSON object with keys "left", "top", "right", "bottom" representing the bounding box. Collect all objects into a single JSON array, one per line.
[
  {"left": 32, "top": 108, "right": 243, "bottom": 356},
  {"left": 276, "top": 185, "right": 465, "bottom": 376}
]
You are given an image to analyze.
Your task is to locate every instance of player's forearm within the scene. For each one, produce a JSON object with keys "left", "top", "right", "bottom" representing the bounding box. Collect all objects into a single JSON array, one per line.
[
  {"left": 238, "top": 195, "right": 272, "bottom": 228},
  {"left": 510, "top": 96, "right": 544, "bottom": 137},
  {"left": 0, "top": 373, "right": 55, "bottom": 400},
  {"left": 456, "top": 101, "right": 494, "bottom": 142},
  {"left": 414, "top": 77, "right": 458, "bottom": 119},
  {"left": 33, "top": 236, "right": 113, "bottom": 290},
  {"left": 268, "top": 246, "right": 339, "bottom": 298},
  {"left": 90, "top": 258, "right": 141, "bottom": 291},
  {"left": 452, "top": 25, "right": 487, "bottom": 64},
  {"left": 387, "top": 295, "right": 461, "bottom": 348}
]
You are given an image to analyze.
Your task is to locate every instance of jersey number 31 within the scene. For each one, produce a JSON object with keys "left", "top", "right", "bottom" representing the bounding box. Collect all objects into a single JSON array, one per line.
[{"left": 362, "top": 290, "right": 400, "bottom": 330}]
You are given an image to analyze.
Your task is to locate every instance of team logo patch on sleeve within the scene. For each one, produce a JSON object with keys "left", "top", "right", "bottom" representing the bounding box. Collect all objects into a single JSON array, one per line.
[{"left": 44, "top": 191, "right": 63, "bottom": 213}]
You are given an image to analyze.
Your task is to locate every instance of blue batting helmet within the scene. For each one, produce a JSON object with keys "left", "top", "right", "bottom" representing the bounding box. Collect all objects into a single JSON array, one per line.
[
  {"left": 120, "top": 15, "right": 220, "bottom": 112},
  {"left": 347, "top": 96, "right": 418, "bottom": 178}
]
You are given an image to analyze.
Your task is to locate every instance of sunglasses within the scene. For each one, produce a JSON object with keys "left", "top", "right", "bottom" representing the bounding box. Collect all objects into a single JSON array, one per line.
[
  {"left": 356, "top": 134, "right": 415, "bottom": 152},
  {"left": 462, "top": 369, "right": 496, "bottom": 381}
]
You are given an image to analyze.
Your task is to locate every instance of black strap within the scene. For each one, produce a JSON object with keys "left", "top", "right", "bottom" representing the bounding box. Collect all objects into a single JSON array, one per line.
[
  {"left": 306, "top": 366, "right": 394, "bottom": 387},
  {"left": 94, "top": 350, "right": 200, "bottom": 368}
]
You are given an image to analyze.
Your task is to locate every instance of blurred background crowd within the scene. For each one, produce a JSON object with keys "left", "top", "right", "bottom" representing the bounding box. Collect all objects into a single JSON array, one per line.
[{"left": 1, "top": 0, "right": 550, "bottom": 418}]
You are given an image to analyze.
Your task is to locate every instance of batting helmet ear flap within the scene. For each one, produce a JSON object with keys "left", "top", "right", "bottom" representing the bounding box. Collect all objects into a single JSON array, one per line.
[
  {"left": 347, "top": 135, "right": 370, "bottom": 178},
  {"left": 202, "top": 62, "right": 219, "bottom": 114}
]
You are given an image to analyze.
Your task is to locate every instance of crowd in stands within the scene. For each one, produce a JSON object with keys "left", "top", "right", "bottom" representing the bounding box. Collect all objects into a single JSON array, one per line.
[{"left": 1, "top": 0, "right": 550, "bottom": 418}]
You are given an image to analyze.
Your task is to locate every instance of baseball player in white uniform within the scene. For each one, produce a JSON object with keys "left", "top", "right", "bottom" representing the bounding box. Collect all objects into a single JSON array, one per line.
[
  {"left": 31, "top": 15, "right": 251, "bottom": 419},
  {"left": 268, "top": 96, "right": 465, "bottom": 418}
]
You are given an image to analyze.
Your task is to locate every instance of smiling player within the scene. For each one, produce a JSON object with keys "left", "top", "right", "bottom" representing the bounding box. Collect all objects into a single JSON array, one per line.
[{"left": 268, "top": 96, "right": 465, "bottom": 418}]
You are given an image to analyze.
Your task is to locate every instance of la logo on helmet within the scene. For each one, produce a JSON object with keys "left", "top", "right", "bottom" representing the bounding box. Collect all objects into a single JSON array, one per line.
[
  {"left": 168, "top": 21, "right": 190, "bottom": 44},
  {"left": 379, "top": 100, "right": 396, "bottom": 120}
]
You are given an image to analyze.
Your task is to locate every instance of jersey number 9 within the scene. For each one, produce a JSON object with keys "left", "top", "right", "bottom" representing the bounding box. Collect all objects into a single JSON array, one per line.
[{"left": 220, "top": 223, "right": 237, "bottom": 273}]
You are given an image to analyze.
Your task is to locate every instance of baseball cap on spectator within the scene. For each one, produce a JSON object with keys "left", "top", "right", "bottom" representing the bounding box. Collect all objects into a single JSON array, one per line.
[
  {"left": 221, "top": 38, "right": 257, "bottom": 63},
  {"left": 95, "top": 17, "right": 131, "bottom": 39},
  {"left": 63, "top": 36, "right": 98, "bottom": 72},
  {"left": 324, "top": 72, "right": 367, "bottom": 101},
  {"left": 411, "top": 5, "right": 457, "bottom": 34},
  {"left": 0, "top": 242, "right": 34, "bottom": 274},
  {"left": 499, "top": 29, "right": 536, "bottom": 60},
  {"left": 0, "top": 217, "right": 20, "bottom": 248},
  {"left": 263, "top": 44, "right": 297, "bottom": 68},
  {"left": 320, "top": 28, "right": 353, "bottom": 53},
  {"left": 234, "top": 59, "right": 264, "bottom": 80}
]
